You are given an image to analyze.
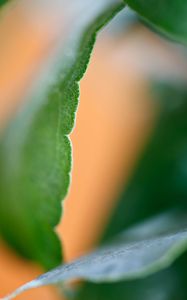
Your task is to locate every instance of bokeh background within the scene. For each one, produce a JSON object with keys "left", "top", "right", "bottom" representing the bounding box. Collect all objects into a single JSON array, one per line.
[{"left": 0, "top": 1, "right": 186, "bottom": 299}]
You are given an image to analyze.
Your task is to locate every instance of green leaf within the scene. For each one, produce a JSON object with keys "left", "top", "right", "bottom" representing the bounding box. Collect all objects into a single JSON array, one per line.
[
  {"left": 0, "top": 0, "right": 125, "bottom": 269},
  {"left": 125, "top": 0, "right": 187, "bottom": 44},
  {"left": 0, "top": 0, "right": 8, "bottom": 6},
  {"left": 2, "top": 211, "right": 187, "bottom": 299}
]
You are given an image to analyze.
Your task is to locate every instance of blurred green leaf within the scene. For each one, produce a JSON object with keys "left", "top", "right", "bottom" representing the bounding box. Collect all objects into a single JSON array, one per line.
[
  {"left": 0, "top": 0, "right": 8, "bottom": 6},
  {"left": 0, "top": 0, "right": 124, "bottom": 269},
  {"left": 3, "top": 211, "right": 187, "bottom": 299},
  {"left": 125, "top": 0, "right": 187, "bottom": 44}
]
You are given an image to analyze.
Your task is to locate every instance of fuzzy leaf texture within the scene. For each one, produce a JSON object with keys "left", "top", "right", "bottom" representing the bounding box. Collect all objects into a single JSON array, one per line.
[
  {"left": 125, "top": 0, "right": 187, "bottom": 44},
  {"left": 0, "top": 0, "right": 125, "bottom": 269},
  {"left": 3, "top": 211, "right": 187, "bottom": 299}
]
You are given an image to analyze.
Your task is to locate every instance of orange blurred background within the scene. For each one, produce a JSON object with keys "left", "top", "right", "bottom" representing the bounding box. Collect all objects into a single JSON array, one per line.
[{"left": 0, "top": 1, "right": 186, "bottom": 299}]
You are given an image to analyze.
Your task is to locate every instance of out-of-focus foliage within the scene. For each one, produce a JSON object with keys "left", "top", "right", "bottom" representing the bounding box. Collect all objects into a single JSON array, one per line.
[
  {"left": 0, "top": 0, "right": 8, "bottom": 6},
  {"left": 103, "top": 82, "right": 187, "bottom": 241},
  {"left": 125, "top": 0, "right": 187, "bottom": 44},
  {"left": 0, "top": 0, "right": 124, "bottom": 270},
  {"left": 5, "top": 82, "right": 187, "bottom": 300},
  {"left": 77, "top": 82, "right": 187, "bottom": 299},
  {"left": 2, "top": 1, "right": 187, "bottom": 299}
]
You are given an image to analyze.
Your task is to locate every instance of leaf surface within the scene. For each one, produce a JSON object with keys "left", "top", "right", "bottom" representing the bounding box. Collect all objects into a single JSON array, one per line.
[
  {"left": 77, "top": 256, "right": 187, "bottom": 300},
  {"left": 3, "top": 211, "right": 187, "bottom": 299},
  {"left": 125, "top": 0, "right": 187, "bottom": 44},
  {"left": 0, "top": 0, "right": 124, "bottom": 269},
  {"left": 0, "top": 0, "right": 8, "bottom": 6}
]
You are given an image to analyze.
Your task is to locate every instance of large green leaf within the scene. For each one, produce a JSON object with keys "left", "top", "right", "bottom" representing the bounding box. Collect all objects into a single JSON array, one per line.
[
  {"left": 125, "top": 0, "right": 187, "bottom": 44},
  {"left": 3, "top": 211, "right": 187, "bottom": 299},
  {"left": 0, "top": 0, "right": 125, "bottom": 269}
]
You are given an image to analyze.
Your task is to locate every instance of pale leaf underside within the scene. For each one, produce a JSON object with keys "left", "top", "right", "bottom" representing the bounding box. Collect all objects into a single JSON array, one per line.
[{"left": 3, "top": 212, "right": 187, "bottom": 299}]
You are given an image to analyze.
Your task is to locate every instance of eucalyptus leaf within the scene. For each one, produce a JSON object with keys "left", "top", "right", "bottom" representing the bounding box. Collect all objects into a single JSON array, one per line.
[
  {"left": 0, "top": 0, "right": 125, "bottom": 269},
  {"left": 3, "top": 211, "right": 187, "bottom": 300},
  {"left": 125, "top": 0, "right": 187, "bottom": 44}
]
